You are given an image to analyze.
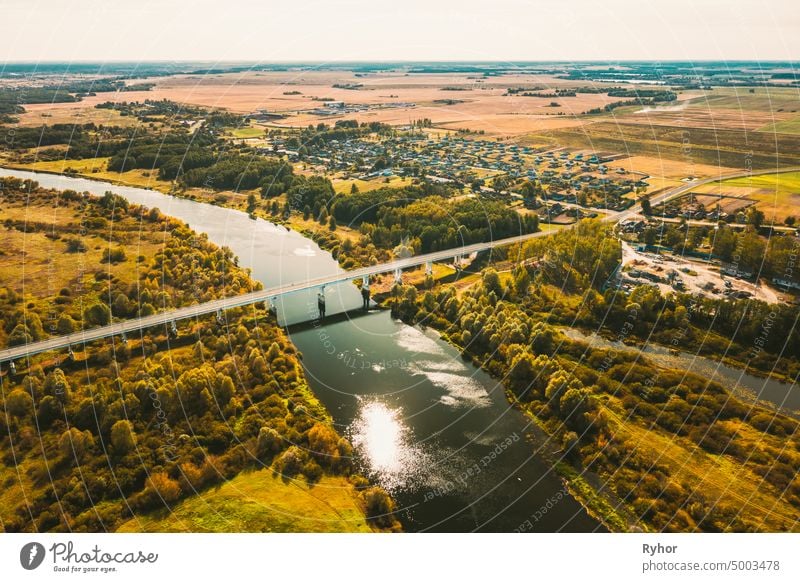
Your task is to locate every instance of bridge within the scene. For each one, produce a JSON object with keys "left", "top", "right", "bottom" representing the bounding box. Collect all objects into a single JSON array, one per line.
[
  {"left": 2, "top": 166, "right": 795, "bottom": 367},
  {"left": 0, "top": 228, "right": 555, "bottom": 365}
]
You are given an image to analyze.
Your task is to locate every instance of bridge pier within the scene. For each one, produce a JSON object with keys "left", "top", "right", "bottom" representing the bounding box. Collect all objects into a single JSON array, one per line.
[
  {"left": 394, "top": 268, "right": 402, "bottom": 284},
  {"left": 425, "top": 261, "right": 433, "bottom": 275},
  {"left": 362, "top": 275, "right": 370, "bottom": 289}
]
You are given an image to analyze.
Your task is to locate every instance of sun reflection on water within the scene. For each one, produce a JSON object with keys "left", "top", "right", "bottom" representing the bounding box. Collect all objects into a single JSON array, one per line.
[{"left": 350, "top": 400, "right": 432, "bottom": 493}]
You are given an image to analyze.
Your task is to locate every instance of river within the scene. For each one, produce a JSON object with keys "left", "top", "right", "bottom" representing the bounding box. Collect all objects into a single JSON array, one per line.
[
  {"left": 562, "top": 328, "right": 799, "bottom": 416},
  {"left": 1, "top": 167, "right": 602, "bottom": 532}
]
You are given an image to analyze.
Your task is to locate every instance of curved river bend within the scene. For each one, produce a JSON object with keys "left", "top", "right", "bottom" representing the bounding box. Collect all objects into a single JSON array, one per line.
[{"left": 1, "top": 168, "right": 603, "bottom": 531}]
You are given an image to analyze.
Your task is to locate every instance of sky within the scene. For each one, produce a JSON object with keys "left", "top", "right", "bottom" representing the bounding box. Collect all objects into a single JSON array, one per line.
[{"left": 1, "top": 0, "right": 798, "bottom": 63}]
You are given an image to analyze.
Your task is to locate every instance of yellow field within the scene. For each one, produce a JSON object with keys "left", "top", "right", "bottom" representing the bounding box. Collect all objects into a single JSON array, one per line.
[
  {"left": 606, "top": 155, "right": 738, "bottom": 181},
  {"left": 17, "top": 103, "right": 143, "bottom": 128},
  {"left": 116, "top": 471, "right": 372, "bottom": 533},
  {"left": 331, "top": 175, "right": 412, "bottom": 194},
  {"left": 11, "top": 71, "right": 633, "bottom": 137},
  {"left": 0, "top": 201, "right": 161, "bottom": 298}
]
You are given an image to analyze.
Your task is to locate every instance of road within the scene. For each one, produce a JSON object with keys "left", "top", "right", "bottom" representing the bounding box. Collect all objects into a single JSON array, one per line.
[
  {"left": 610, "top": 165, "right": 800, "bottom": 224},
  {"left": 1, "top": 165, "right": 796, "bottom": 365}
]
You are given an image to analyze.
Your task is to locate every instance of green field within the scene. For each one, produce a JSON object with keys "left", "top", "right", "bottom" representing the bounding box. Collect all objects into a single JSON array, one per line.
[
  {"left": 699, "top": 89, "right": 800, "bottom": 111},
  {"left": 722, "top": 170, "right": 800, "bottom": 192},
  {"left": 228, "top": 126, "right": 265, "bottom": 139},
  {"left": 116, "top": 470, "right": 373, "bottom": 533},
  {"left": 759, "top": 115, "right": 800, "bottom": 136}
]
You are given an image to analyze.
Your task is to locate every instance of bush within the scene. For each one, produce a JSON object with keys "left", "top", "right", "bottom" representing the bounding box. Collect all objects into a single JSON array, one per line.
[
  {"left": 65, "top": 237, "right": 87, "bottom": 253},
  {"left": 101, "top": 247, "right": 127, "bottom": 264}
]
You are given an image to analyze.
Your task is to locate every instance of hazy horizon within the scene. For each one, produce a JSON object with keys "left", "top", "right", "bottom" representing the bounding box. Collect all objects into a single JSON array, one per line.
[{"left": 2, "top": 0, "right": 798, "bottom": 63}]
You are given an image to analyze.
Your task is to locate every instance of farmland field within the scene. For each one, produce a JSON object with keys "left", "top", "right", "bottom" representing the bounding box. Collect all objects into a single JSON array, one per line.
[
  {"left": 687, "top": 171, "right": 800, "bottom": 223},
  {"left": 8, "top": 71, "right": 638, "bottom": 137},
  {"left": 759, "top": 115, "right": 800, "bottom": 135},
  {"left": 536, "top": 121, "right": 800, "bottom": 169}
]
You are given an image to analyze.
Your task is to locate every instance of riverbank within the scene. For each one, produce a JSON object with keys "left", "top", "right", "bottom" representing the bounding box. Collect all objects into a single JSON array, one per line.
[
  {"left": 385, "top": 311, "right": 629, "bottom": 532},
  {"left": 1, "top": 166, "right": 601, "bottom": 532},
  {"left": 379, "top": 267, "right": 800, "bottom": 531},
  {"left": 561, "top": 326, "right": 800, "bottom": 416},
  {"left": 0, "top": 173, "right": 398, "bottom": 533}
]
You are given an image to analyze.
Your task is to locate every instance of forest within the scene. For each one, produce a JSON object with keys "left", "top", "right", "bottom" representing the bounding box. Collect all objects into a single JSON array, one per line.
[
  {"left": 387, "top": 220, "right": 800, "bottom": 532},
  {"left": 0, "top": 179, "right": 398, "bottom": 532}
]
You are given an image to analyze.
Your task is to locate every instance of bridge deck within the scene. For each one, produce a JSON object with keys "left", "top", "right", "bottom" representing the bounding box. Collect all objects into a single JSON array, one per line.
[{"left": 0, "top": 229, "right": 550, "bottom": 364}]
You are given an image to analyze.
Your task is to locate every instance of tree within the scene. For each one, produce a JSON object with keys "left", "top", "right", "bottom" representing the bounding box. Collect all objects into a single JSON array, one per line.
[
  {"left": 362, "top": 486, "right": 398, "bottom": 528},
  {"left": 738, "top": 230, "right": 766, "bottom": 273},
  {"left": 246, "top": 193, "right": 257, "bottom": 214},
  {"left": 59, "top": 427, "right": 94, "bottom": 460},
  {"left": 101, "top": 247, "right": 126, "bottom": 264},
  {"left": 640, "top": 195, "right": 652, "bottom": 216},
  {"left": 482, "top": 268, "right": 503, "bottom": 297},
  {"left": 513, "top": 265, "right": 530, "bottom": 296},
  {"left": 746, "top": 207, "right": 765, "bottom": 229},
  {"left": 711, "top": 226, "right": 737, "bottom": 261},
  {"left": 44, "top": 368, "right": 71, "bottom": 404},
  {"left": 307, "top": 422, "right": 341, "bottom": 463},
  {"left": 56, "top": 314, "right": 75, "bottom": 335},
  {"left": 65, "top": 237, "right": 87, "bottom": 253},
  {"left": 6, "top": 388, "right": 34, "bottom": 417},
  {"left": 328, "top": 216, "right": 337, "bottom": 231},
  {"left": 110, "top": 419, "right": 136, "bottom": 454},
  {"left": 257, "top": 426, "right": 282, "bottom": 456},
  {"left": 7, "top": 323, "right": 33, "bottom": 346},
  {"left": 144, "top": 472, "right": 181, "bottom": 503},
  {"left": 84, "top": 303, "right": 111, "bottom": 326},
  {"left": 643, "top": 227, "right": 658, "bottom": 246},
  {"left": 112, "top": 294, "right": 131, "bottom": 317}
]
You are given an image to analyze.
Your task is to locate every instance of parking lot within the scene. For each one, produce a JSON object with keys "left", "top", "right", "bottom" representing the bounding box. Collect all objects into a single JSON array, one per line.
[{"left": 618, "top": 241, "right": 781, "bottom": 304}]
